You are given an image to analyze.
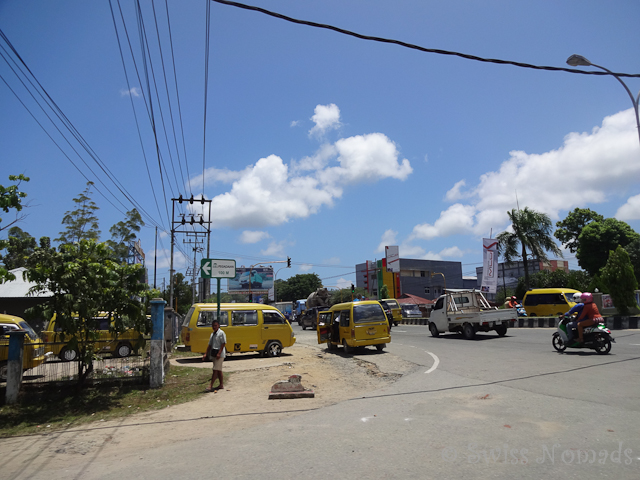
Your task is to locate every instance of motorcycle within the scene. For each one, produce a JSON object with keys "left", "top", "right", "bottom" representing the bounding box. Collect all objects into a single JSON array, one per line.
[
  {"left": 515, "top": 303, "right": 527, "bottom": 317},
  {"left": 552, "top": 314, "right": 615, "bottom": 355}
]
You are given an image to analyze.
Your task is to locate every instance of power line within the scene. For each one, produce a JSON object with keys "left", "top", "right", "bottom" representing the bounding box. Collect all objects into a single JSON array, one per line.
[{"left": 211, "top": 0, "right": 640, "bottom": 78}]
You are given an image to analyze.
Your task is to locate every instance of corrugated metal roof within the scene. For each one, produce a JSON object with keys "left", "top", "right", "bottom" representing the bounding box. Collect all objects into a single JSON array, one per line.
[{"left": 0, "top": 268, "right": 52, "bottom": 298}]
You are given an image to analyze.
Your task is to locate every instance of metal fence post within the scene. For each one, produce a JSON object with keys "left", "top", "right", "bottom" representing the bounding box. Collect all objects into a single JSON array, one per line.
[
  {"left": 150, "top": 298, "right": 167, "bottom": 388},
  {"left": 6, "top": 331, "right": 26, "bottom": 404}
]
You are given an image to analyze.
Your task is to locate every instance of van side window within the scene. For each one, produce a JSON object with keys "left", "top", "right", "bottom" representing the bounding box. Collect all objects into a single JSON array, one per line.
[
  {"left": 433, "top": 298, "right": 444, "bottom": 310},
  {"left": 339, "top": 310, "right": 351, "bottom": 327},
  {"left": 524, "top": 295, "right": 538, "bottom": 306},
  {"left": 263, "top": 311, "right": 285, "bottom": 324},
  {"left": 318, "top": 312, "right": 331, "bottom": 326},
  {"left": 197, "top": 311, "right": 229, "bottom": 326},
  {"left": 232, "top": 311, "right": 258, "bottom": 326},
  {"left": 354, "top": 304, "right": 386, "bottom": 324}
]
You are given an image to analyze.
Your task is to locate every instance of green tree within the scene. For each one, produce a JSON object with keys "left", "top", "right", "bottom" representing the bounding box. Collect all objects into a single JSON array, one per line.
[
  {"left": 106, "top": 209, "right": 145, "bottom": 263},
  {"left": 497, "top": 207, "right": 562, "bottom": 290},
  {"left": 567, "top": 270, "right": 592, "bottom": 292},
  {"left": 555, "top": 208, "right": 604, "bottom": 254},
  {"left": 330, "top": 287, "right": 367, "bottom": 305},
  {"left": 26, "top": 239, "right": 149, "bottom": 386},
  {"left": 163, "top": 272, "right": 193, "bottom": 314},
  {"left": 56, "top": 182, "right": 101, "bottom": 244},
  {"left": 600, "top": 246, "right": 639, "bottom": 316},
  {"left": 0, "top": 174, "right": 30, "bottom": 282},
  {"left": 274, "top": 273, "right": 322, "bottom": 301},
  {"left": 576, "top": 218, "right": 640, "bottom": 276},
  {"left": 379, "top": 284, "right": 390, "bottom": 299},
  {"left": 587, "top": 274, "right": 608, "bottom": 294},
  {"left": 624, "top": 239, "right": 640, "bottom": 283},
  {"left": 0, "top": 226, "right": 36, "bottom": 270}
]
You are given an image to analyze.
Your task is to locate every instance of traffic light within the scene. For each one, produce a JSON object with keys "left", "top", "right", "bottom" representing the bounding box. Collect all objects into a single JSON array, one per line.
[
  {"left": 351, "top": 283, "right": 355, "bottom": 293},
  {"left": 287, "top": 256, "right": 291, "bottom": 268}
]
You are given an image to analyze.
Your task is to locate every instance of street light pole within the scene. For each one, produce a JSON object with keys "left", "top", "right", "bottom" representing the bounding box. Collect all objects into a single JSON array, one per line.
[{"left": 566, "top": 54, "right": 640, "bottom": 149}]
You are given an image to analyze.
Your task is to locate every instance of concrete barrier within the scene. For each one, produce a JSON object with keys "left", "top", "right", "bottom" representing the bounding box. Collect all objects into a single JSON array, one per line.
[{"left": 400, "top": 316, "right": 640, "bottom": 329}]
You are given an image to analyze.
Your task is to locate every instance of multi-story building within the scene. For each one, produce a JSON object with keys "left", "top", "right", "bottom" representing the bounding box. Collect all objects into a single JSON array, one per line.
[{"left": 356, "top": 258, "right": 476, "bottom": 302}]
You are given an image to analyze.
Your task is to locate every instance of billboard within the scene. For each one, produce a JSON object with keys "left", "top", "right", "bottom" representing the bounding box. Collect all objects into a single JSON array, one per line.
[
  {"left": 385, "top": 246, "right": 400, "bottom": 273},
  {"left": 227, "top": 267, "right": 274, "bottom": 293},
  {"left": 481, "top": 238, "right": 498, "bottom": 294}
]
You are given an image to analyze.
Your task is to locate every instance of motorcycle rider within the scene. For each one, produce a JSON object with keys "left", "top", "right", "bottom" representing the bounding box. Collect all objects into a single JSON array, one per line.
[
  {"left": 576, "top": 292, "right": 603, "bottom": 344},
  {"left": 564, "top": 292, "right": 584, "bottom": 344},
  {"left": 507, "top": 296, "right": 518, "bottom": 308}
]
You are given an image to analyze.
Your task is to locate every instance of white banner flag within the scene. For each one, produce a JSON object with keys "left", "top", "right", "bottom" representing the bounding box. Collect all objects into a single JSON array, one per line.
[{"left": 481, "top": 238, "right": 498, "bottom": 294}]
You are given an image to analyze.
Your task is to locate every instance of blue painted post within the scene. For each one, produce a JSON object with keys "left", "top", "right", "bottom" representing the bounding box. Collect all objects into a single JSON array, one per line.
[
  {"left": 6, "top": 331, "right": 26, "bottom": 404},
  {"left": 150, "top": 298, "right": 166, "bottom": 388}
]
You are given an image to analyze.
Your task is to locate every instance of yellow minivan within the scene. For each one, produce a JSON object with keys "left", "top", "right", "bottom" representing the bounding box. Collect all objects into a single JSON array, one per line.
[
  {"left": 180, "top": 303, "right": 296, "bottom": 357},
  {"left": 316, "top": 301, "right": 391, "bottom": 353},
  {"left": 43, "top": 315, "right": 144, "bottom": 361},
  {"left": 522, "top": 288, "right": 580, "bottom": 317},
  {"left": 0, "top": 314, "right": 46, "bottom": 381}
]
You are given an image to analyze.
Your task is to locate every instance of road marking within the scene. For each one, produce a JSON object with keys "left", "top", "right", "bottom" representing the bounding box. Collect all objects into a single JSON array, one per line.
[{"left": 424, "top": 351, "right": 440, "bottom": 374}]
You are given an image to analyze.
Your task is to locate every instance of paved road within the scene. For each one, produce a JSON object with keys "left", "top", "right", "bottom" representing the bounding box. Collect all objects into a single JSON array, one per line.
[{"left": 15, "top": 324, "right": 640, "bottom": 479}]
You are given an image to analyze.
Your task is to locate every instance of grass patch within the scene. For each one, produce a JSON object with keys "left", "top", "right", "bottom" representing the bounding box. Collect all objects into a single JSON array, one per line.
[{"left": 0, "top": 365, "right": 228, "bottom": 438}]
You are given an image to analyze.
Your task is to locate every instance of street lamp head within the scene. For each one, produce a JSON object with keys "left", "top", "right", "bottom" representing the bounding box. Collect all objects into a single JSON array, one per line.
[{"left": 566, "top": 54, "right": 592, "bottom": 67}]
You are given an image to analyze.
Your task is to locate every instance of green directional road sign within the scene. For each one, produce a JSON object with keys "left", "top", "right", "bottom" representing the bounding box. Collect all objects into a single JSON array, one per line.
[{"left": 201, "top": 259, "right": 236, "bottom": 278}]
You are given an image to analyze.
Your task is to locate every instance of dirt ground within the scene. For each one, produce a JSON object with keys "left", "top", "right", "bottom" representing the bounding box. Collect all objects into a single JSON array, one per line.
[{"left": 1, "top": 343, "right": 417, "bottom": 473}]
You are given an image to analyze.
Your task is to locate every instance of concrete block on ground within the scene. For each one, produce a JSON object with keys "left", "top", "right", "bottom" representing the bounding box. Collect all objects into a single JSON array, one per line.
[{"left": 269, "top": 374, "right": 314, "bottom": 399}]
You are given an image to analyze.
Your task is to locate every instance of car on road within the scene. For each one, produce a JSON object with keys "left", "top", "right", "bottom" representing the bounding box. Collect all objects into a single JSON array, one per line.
[
  {"left": 522, "top": 288, "right": 580, "bottom": 317},
  {"left": 401, "top": 304, "right": 422, "bottom": 318},
  {"left": 379, "top": 299, "right": 402, "bottom": 326}
]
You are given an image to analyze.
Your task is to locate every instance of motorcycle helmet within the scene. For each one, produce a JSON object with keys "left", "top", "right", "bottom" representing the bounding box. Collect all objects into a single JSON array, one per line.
[
  {"left": 572, "top": 292, "right": 582, "bottom": 302},
  {"left": 581, "top": 292, "right": 594, "bottom": 304},
  {"left": 511, "top": 296, "right": 517, "bottom": 300}
]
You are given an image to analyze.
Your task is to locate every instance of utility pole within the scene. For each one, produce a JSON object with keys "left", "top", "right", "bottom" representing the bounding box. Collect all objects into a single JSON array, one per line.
[
  {"left": 184, "top": 233, "right": 204, "bottom": 304},
  {"left": 169, "top": 195, "right": 213, "bottom": 311}
]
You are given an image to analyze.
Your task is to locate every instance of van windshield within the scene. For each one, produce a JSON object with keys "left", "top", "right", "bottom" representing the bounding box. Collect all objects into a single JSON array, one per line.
[
  {"left": 353, "top": 304, "right": 386, "bottom": 324},
  {"left": 18, "top": 321, "right": 38, "bottom": 340}
]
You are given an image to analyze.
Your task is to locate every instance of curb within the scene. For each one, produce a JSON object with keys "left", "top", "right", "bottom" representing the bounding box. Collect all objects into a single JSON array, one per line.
[{"left": 401, "top": 316, "right": 640, "bottom": 330}]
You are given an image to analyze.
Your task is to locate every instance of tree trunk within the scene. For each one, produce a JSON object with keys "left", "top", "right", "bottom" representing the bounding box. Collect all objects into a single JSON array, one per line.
[{"left": 521, "top": 245, "right": 530, "bottom": 291}]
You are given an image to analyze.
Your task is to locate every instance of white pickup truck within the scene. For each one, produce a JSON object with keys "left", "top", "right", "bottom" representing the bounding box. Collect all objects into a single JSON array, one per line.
[{"left": 428, "top": 289, "right": 517, "bottom": 339}]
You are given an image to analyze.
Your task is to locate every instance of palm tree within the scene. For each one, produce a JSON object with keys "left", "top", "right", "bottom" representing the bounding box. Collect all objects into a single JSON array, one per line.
[{"left": 496, "top": 207, "right": 562, "bottom": 291}]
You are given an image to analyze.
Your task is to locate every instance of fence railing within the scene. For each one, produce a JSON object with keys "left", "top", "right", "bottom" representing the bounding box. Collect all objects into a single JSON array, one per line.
[{"left": 2, "top": 340, "right": 149, "bottom": 386}]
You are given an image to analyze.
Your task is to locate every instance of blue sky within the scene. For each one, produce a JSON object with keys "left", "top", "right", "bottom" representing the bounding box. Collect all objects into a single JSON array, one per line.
[{"left": 1, "top": 0, "right": 640, "bottom": 293}]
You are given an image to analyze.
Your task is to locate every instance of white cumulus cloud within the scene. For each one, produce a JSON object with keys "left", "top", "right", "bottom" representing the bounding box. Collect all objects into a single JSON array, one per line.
[
  {"left": 309, "top": 103, "right": 341, "bottom": 137},
  {"left": 616, "top": 193, "right": 640, "bottom": 221},
  {"left": 376, "top": 229, "right": 398, "bottom": 253},
  {"left": 239, "top": 230, "right": 270, "bottom": 244}
]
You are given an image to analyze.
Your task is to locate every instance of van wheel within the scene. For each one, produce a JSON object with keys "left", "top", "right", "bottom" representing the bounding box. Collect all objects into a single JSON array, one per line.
[
  {"left": 342, "top": 339, "right": 353, "bottom": 354},
  {"left": 529, "top": 313, "right": 537, "bottom": 317},
  {"left": 115, "top": 342, "right": 132, "bottom": 358},
  {"left": 463, "top": 324, "right": 476, "bottom": 340},
  {"left": 375, "top": 344, "right": 385, "bottom": 351},
  {"left": 60, "top": 347, "right": 78, "bottom": 362},
  {"left": 264, "top": 341, "right": 282, "bottom": 357},
  {"left": 429, "top": 323, "right": 440, "bottom": 337}
]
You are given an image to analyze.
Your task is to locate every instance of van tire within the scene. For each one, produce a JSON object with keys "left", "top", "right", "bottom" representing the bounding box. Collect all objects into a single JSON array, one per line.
[
  {"left": 463, "top": 323, "right": 476, "bottom": 340},
  {"left": 115, "top": 342, "right": 132, "bottom": 358},
  {"left": 60, "top": 347, "right": 78, "bottom": 362},
  {"left": 264, "top": 341, "right": 282, "bottom": 357},
  {"left": 375, "top": 344, "right": 385, "bottom": 351},
  {"left": 342, "top": 339, "right": 353, "bottom": 354}
]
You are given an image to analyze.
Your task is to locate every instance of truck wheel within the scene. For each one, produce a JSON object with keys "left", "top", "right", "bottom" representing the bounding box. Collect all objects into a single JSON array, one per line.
[
  {"left": 495, "top": 325, "right": 508, "bottom": 337},
  {"left": 429, "top": 323, "right": 440, "bottom": 338},
  {"left": 342, "top": 339, "right": 353, "bottom": 354},
  {"left": 463, "top": 324, "right": 476, "bottom": 340}
]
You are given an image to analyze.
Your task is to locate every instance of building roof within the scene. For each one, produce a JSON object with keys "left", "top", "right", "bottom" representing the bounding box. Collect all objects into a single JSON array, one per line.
[
  {"left": 397, "top": 293, "right": 434, "bottom": 305},
  {"left": 0, "top": 268, "right": 52, "bottom": 298}
]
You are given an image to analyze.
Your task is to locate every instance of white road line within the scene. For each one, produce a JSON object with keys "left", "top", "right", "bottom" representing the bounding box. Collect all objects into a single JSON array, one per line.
[{"left": 424, "top": 351, "right": 440, "bottom": 374}]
